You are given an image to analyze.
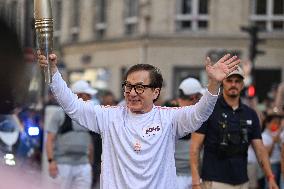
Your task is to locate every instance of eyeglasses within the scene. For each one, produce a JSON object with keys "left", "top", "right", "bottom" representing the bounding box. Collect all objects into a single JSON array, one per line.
[{"left": 122, "top": 82, "right": 155, "bottom": 94}]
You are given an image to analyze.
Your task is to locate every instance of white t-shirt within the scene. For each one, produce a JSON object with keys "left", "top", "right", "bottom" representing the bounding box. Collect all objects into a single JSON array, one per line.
[{"left": 51, "top": 71, "right": 218, "bottom": 189}]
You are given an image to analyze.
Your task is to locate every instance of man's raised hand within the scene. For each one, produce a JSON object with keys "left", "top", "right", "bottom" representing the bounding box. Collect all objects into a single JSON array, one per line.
[{"left": 206, "top": 54, "right": 241, "bottom": 82}]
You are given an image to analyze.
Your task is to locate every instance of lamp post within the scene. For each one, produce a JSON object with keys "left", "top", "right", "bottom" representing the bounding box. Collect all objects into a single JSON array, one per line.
[{"left": 241, "top": 25, "right": 265, "bottom": 80}]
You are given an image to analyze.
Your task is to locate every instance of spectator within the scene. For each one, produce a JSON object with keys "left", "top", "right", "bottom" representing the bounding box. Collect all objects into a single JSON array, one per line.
[
  {"left": 175, "top": 77, "right": 204, "bottom": 189},
  {"left": 262, "top": 111, "right": 283, "bottom": 188},
  {"left": 190, "top": 66, "right": 278, "bottom": 189},
  {"left": 99, "top": 90, "right": 117, "bottom": 106},
  {"left": 45, "top": 80, "right": 95, "bottom": 189}
]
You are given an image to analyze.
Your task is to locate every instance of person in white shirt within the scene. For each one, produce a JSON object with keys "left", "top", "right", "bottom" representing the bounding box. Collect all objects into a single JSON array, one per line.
[
  {"left": 262, "top": 112, "right": 283, "bottom": 188},
  {"left": 37, "top": 52, "right": 240, "bottom": 189},
  {"left": 174, "top": 77, "right": 204, "bottom": 189},
  {"left": 45, "top": 80, "right": 96, "bottom": 189}
]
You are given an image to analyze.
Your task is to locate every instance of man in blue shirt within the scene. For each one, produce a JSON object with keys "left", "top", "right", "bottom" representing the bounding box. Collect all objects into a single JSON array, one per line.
[{"left": 190, "top": 66, "right": 278, "bottom": 189}]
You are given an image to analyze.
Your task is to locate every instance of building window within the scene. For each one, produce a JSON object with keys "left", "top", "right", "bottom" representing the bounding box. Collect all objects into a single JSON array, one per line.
[
  {"left": 176, "top": 0, "right": 209, "bottom": 31},
  {"left": 70, "top": 0, "right": 80, "bottom": 42},
  {"left": 124, "top": 0, "right": 138, "bottom": 35},
  {"left": 69, "top": 68, "right": 111, "bottom": 90},
  {"left": 173, "top": 66, "right": 205, "bottom": 97},
  {"left": 250, "top": 0, "right": 284, "bottom": 31},
  {"left": 95, "top": 0, "right": 107, "bottom": 39},
  {"left": 54, "top": 0, "right": 62, "bottom": 48}
]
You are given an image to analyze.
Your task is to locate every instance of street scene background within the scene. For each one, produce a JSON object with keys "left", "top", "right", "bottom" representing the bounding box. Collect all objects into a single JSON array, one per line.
[{"left": 0, "top": 0, "right": 283, "bottom": 188}]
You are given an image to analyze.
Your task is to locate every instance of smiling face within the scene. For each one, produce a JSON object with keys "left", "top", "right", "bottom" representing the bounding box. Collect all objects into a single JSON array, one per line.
[
  {"left": 222, "top": 75, "right": 244, "bottom": 98},
  {"left": 124, "top": 70, "right": 160, "bottom": 114}
]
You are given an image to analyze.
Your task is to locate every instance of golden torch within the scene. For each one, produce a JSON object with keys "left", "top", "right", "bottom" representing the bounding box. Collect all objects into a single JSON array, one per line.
[{"left": 34, "top": 0, "right": 53, "bottom": 84}]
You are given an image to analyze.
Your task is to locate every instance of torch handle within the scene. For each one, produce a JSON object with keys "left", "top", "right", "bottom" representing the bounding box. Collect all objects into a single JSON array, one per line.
[{"left": 43, "top": 51, "right": 52, "bottom": 84}]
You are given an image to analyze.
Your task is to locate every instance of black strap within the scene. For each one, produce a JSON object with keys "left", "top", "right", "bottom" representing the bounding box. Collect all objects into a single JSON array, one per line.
[
  {"left": 57, "top": 114, "right": 73, "bottom": 135},
  {"left": 180, "top": 133, "right": 191, "bottom": 140}
]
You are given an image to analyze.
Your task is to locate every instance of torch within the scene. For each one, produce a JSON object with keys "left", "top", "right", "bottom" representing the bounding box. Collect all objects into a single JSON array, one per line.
[{"left": 34, "top": 0, "right": 53, "bottom": 84}]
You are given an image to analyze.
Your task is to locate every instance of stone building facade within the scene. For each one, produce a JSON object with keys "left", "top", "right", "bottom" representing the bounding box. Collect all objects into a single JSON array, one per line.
[{"left": 1, "top": 0, "right": 284, "bottom": 101}]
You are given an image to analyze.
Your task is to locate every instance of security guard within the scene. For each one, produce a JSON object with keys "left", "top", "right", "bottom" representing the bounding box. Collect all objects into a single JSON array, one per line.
[{"left": 190, "top": 66, "right": 278, "bottom": 189}]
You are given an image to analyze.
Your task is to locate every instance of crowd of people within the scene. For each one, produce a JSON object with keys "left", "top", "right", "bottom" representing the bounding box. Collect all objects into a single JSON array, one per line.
[
  {"left": 1, "top": 13, "right": 284, "bottom": 189},
  {"left": 3, "top": 63, "right": 280, "bottom": 189},
  {"left": 36, "top": 48, "right": 282, "bottom": 189},
  {"left": 37, "top": 50, "right": 241, "bottom": 189},
  {"left": 163, "top": 67, "right": 284, "bottom": 189}
]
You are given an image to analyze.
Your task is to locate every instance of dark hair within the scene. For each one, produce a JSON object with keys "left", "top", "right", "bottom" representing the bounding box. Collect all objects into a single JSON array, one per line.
[
  {"left": 264, "top": 113, "right": 282, "bottom": 124},
  {"left": 124, "top": 64, "right": 163, "bottom": 102}
]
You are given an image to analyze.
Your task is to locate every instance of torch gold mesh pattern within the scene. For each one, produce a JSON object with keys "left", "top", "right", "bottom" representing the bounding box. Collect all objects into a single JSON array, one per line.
[{"left": 35, "top": 18, "right": 53, "bottom": 51}]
